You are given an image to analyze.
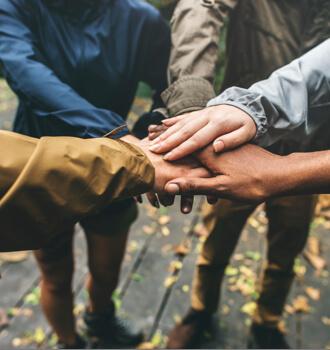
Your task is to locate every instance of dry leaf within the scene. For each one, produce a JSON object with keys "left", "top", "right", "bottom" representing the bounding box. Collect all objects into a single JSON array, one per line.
[
  {"left": 284, "top": 304, "right": 295, "bottom": 315},
  {"left": 174, "top": 242, "right": 191, "bottom": 257},
  {"left": 292, "top": 295, "right": 310, "bottom": 313},
  {"left": 0, "top": 308, "right": 9, "bottom": 329},
  {"left": 159, "top": 215, "right": 171, "bottom": 225},
  {"left": 164, "top": 276, "right": 178, "bottom": 288},
  {"left": 193, "top": 223, "right": 208, "bottom": 237},
  {"left": 0, "top": 252, "right": 29, "bottom": 263},
  {"left": 137, "top": 342, "right": 156, "bottom": 350},
  {"left": 127, "top": 240, "right": 139, "bottom": 253},
  {"left": 182, "top": 284, "right": 190, "bottom": 293},
  {"left": 161, "top": 226, "right": 171, "bottom": 237},
  {"left": 307, "top": 236, "right": 321, "bottom": 256},
  {"left": 221, "top": 305, "right": 230, "bottom": 315},
  {"left": 168, "top": 260, "right": 183, "bottom": 273},
  {"left": 241, "top": 301, "right": 257, "bottom": 316},
  {"left": 305, "top": 287, "right": 320, "bottom": 301},
  {"left": 303, "top": 251, "right": 326, "bottom": 271},
  {"left": 143, "top": 225, "right": 155, "bottom": 235},
  {"left": 321, "top": 317, "right": 330, "bottom": 326}
]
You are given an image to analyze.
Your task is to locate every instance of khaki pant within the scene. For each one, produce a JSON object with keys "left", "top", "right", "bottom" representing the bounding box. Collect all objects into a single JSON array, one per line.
[{"left": 191, "top": 196, "right": 316, "bottom": 326}]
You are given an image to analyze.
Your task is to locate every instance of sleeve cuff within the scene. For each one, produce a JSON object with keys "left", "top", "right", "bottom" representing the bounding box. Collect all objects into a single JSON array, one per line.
[
  {"left": 207, "top": 87, "right": 275, "bottom": 141},
  {"left": 161, "top": 76, "right": 216, "bottom": 117}
]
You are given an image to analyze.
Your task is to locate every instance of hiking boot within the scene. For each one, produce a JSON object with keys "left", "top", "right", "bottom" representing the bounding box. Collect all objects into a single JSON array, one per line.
[
  {"left": 56, "top": 333, "right": 87, "bottom": 349},
  {"left": 166, "top": 308, "right": 212, "bottom": 349},
  {"left": 248, "top": 323, "right": 291, "bottom": 349},
  {"left": 83, "top": 302, "right": 144, "bottom": 346}
]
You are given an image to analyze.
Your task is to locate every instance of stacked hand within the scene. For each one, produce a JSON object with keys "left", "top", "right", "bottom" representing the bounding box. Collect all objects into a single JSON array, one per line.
[
  {"left": 146, "top": 105, "right": 280, "bottom": 203},
  {"left": 121, "top": 135, "right": 211, "bottom": 212}
]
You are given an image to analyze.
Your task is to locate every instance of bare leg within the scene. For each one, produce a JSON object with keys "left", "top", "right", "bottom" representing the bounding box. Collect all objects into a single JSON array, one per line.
[{"left": 34, "top": 229, "right": 76, "bottom": 346}]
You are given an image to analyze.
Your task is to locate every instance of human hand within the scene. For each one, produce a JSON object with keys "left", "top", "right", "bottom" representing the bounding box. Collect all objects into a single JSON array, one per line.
[
  {"left": 148, "top": 105, "right": 257, "bottom": 161},
  {"left": 121, "top": 135, "right": 211, "bottom": 213},
  {"left": 164, "top": 144, "right": 288, "bottom": 203}
]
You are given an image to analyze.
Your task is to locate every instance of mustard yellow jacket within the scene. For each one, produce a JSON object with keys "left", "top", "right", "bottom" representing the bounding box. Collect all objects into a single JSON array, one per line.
[{"left": 0, "top": 131, "right": 154, "bottom": 252}]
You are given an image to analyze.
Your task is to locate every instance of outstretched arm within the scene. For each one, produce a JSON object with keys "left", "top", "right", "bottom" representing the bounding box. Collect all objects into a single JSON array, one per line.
[
  {"left": 165, "top": 144, "right": 330, "bottom": 202},
  {"left": 0, "top": 131, "right": 208, "bottom": 252},
  {"left": 0, "top": 1, "right": 129, "bottom": 138}
]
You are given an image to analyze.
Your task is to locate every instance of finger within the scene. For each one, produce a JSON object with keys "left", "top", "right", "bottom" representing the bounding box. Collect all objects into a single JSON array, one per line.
[
  {"left": 207, "top": 195, "right": 218, "bottom": 205},
  {"left": 213, "top": 126, "right": 252, "bottom": 153},
  {"left": 146, "top": 192, "right": 160, "bottom": 208},
  {"left": 162, "top": 114, "right": 187, "bottom": 127},
  {"left": 148, "top": 131, "right": 164, "bottom": 141},
  {"left": 180, "top": 195, "right": 194, "bottom": 214},
  {"left": 148, "top": 124, "right": 167, "bottom": 133},
  {"left": 150, "top": 118, "right": 208, "bottom": 155},
  {"left": 158, "top": 193, "right": 175, "bottom": 207},
  {"left": 134, "top": 195, "right": 143, "bottom": 204},
  {"left": 163, "top": 123, "right": 222, "bottom": 161},
  {"left": 165, "top": 176, "right": 226, "bottom": 196}
]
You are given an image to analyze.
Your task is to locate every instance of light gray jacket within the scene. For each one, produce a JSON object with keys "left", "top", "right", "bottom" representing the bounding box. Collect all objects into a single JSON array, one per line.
[{"left": 208, "top": 39, "right": 330, "bottom": 152}]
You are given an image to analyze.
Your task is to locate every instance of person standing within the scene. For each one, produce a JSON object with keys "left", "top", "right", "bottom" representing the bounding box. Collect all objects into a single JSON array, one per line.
[
  {"left": 157, "top": 0, "right": 325, "bottom": 348},
  {"left": 0, "top": 0, "right": 170, "bottom": 348}
]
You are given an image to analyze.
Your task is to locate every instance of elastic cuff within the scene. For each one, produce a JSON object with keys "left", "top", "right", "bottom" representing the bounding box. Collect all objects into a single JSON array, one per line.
[
  {"left": 161, "top": 76, "right": 216, "bottom": 117},
  {"left": 207, "top": 87, "right": 270, "bottom": 141}
]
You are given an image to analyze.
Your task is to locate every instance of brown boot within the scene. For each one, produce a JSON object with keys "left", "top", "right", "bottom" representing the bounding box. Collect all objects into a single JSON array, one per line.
[{"left": 166, "top": 308, "right": 212, "bottom": 349}]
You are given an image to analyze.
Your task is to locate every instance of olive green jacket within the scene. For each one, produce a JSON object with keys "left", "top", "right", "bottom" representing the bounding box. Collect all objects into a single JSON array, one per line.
[
  {"left": 0, "top": 131, "right": 154, "bottom": 252},
  {"left": 162, "top": 0, "right": 306, "bottom": 117}
]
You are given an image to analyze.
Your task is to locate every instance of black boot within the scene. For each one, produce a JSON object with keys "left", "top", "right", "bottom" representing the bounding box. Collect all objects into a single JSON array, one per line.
[
  {"left": 56, "top": 333, "right": 87, "bottom": 349},
  {"left": 248, "top": 323, "right": 291, "bottom": 349},
  {"left": 166, "top": 308, "right": 212, "bottom": 349},
  {"left": 83, "top": 302, "right": 144, "bottom": 346}
]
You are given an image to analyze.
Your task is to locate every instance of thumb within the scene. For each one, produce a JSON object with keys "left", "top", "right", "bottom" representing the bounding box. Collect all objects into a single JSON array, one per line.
[
  {"left": 213, "top": 127, "right": 251, "bottom": 153},
  {"left": 165, "top": 177, "right": 222, "bottom": 196}
]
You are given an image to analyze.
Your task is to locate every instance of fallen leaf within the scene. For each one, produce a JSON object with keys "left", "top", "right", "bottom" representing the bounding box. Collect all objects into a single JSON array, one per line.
[
  {"left": 33, "top": 327, "right": 46, "bottom": 345},
  {"left": 143, "top": 225, "right": 155, "bottom": 235},
  {"left": 245, "top": 251, "right": 261, "bottom": 262},
  {"left": 322, "top": 316, "right": 330, "bottom": 326},
  {"left": 0, "top": 252, "right": 29, "bottom": 263},
  {"left": 193, "top": 223, "right": 208, "bottom": 237},
  {"left": 221, "top": 305, "right": 230, "bottom": 315},
  {"left": 168, "top": 260, "right": 183, "bottom": 273},
  {"left": 131, "top": 273, "right": 144, "bottom": 282},
  {"left": 303, "top": 251, "right": 326, "bottom": 271},
  {"left": 0, "top": 308, "right": 9, "bottom": 329},
  {"left": 284, "top": 304, "right": 295, "bottom": 315},
  {"left": 225, "top": 266, "right": 239, "bottom": 276},
  {"left": 138, "top": 342, "right": 156, "bottom": 350},
  {"left": 127, "top": 240, "right": 139, "bottom": 253},
  {"left": 174, "top": 242, "right": 191, "bottom": 257},
  {"left": 292, "top": 295, "right": 310, "bottom": 313},
  {"left": 151, "top": 330, "right": 163, "bottom": 347},
  {"left": 305, "top": 287, "right": 320, "bottom": 301},
  {"left": 182, "top": 284, "right": 190, "bottom": 293},
  {"left": 159, "top": 215, "right": 171, "bottom": 225},
  {"left": 161, "top": 226, "right": 171, "bottom": 237},
  {"left": 241, "top": 301, "right": 257, "bottom": 316},
  {"left": 233, "top": 254, "right": 244, "bottom": 261},
  {"left": 24, "top": 287, "right": 41, "bottom": 306},
  {"left": 164, "top": 276, "right": 178, "bottom": 288},
  {"left": 173, "top": 314, "right": 182, "bottom": 324}
]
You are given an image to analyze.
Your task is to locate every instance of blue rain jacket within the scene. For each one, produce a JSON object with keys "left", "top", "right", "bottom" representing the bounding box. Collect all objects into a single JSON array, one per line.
[{"left": 0, "top": 0, "right": 170, "bottom": 139}]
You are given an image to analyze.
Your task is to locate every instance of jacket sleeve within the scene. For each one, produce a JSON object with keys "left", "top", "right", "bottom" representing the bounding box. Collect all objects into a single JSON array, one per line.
[
  {"left": 207, "top": 39, "right": 330, "bottom": 148},
  {"left": 161, "top": 0, "right": 238, "bottom": 117},
  {"left": 0, "top": 131, "right": 154, "bottom": 252},
  {"left": 0, "top": 1, "right": 129, "bottom": 138}
]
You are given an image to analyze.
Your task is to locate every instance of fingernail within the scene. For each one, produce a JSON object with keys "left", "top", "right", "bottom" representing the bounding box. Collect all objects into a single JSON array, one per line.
[
  {"left": 149, "top": 144, "right": 160, "bottom": 152},
  {"left": 183, "top": 206, "right": 191, "bottom": 214},
  {"left": 151, "top": 137, "right": 161, "bottom": 145},
  {"left": 163, "top": 152, "right": 173, "bottom": 160},
  {"left": 166, "top": 183, "right": 180, "bottom": 194},
  {"left": 213, "top": 139, "right": 225, "bottom": 152}
]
